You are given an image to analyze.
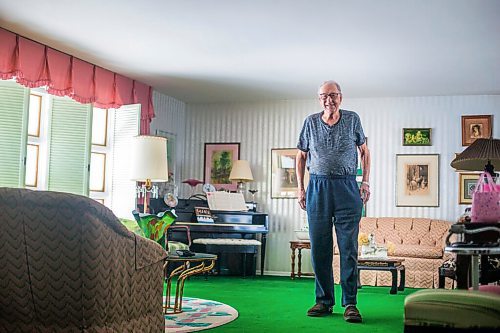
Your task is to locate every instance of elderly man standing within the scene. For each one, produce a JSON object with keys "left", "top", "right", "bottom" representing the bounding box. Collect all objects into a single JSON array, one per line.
[{"left": 296, "top": 80, "right": 370, "bottom": 323}]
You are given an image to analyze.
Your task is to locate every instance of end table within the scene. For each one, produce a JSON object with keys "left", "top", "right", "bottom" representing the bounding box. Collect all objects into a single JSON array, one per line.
[
  {"left": 290, "top": 240, "right": 314, "bottom": 279},
  {"left": 164, "top": 253, "right": 217, "bottom": 314}
]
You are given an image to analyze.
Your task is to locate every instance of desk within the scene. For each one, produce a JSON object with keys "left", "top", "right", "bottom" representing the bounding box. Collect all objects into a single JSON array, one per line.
[
  {"left": 357, "top": 258, "right": 405, "bottom": 294},
  {"left": 445, "top": 246, "right": 500, "bottom": 290},
  {"left": 164, "top": 253, "right": 217, "bottom": 314},
  {"left": 290, "top": 240, "right": 314, "bottom": 279}
]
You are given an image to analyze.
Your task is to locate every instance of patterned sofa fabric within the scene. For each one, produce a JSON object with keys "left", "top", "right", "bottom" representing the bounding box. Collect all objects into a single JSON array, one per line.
[
  {"left": 333, "top": 217, "right": 452, "bottom": 289},
  {"left": 0, "top": 188, "right": 167, "bottom": 333}
]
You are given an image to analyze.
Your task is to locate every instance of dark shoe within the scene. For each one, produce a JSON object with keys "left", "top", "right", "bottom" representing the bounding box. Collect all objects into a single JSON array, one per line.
[
  {"left": 344, "top": 305, "right": 362, "bottom": 323},
  {"left": 307, "top": 303, "right": 333, "bottom": 317}
]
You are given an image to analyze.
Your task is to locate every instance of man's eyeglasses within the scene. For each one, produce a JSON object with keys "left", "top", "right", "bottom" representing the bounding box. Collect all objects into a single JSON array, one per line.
[{"left": 319, "top": 93, "right": 341, "bottom": 100}]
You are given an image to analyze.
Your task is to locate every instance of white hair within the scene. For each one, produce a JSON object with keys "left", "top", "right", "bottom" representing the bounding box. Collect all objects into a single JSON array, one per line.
[{"left": 318, "top": 80, "right": 342, "bottom": 94}]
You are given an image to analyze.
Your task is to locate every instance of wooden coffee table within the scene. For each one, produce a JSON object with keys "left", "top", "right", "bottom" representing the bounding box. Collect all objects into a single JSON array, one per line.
[{"left": 357, "top": 258, "right": 405, "bottom": 294}]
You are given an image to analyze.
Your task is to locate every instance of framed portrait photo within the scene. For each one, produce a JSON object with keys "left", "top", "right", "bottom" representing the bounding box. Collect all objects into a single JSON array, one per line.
[
  {"left": 402, "top": 128, "right": 432, "bottom": 146},
  {"left": 459, "top": 173, "right": 480, "bottom": 205},
  {"left": 204, "top": 143, "right": 240, "bottom": 191},
  {"left": 396, "top": 154, "right": 439, "bottom": 207},
  {"left": 461, "top": 115, "right": 492, "bottom": 146},
  {"left": 271, "top": 148, "right": 309, "bottom": 198}
]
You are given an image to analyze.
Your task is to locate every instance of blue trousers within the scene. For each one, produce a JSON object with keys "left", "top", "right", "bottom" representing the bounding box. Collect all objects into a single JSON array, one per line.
[{"left": 306, "top": 174, "right": 362, "bottom": 307}]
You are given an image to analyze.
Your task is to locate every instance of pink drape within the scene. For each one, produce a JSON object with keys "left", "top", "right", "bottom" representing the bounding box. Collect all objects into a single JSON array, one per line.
[{"left": 0, "top": 28, "right": 154, "bottom": 134}]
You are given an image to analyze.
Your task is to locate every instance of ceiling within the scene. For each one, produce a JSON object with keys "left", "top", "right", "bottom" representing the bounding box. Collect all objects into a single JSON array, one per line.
[{"left": 0, "top": 0, "right": 499, "bottom": 104}]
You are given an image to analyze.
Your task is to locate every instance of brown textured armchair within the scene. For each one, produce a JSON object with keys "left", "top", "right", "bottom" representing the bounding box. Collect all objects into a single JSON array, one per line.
[{"left": 0, "top": 188, "right": 167, "bottom": 332}]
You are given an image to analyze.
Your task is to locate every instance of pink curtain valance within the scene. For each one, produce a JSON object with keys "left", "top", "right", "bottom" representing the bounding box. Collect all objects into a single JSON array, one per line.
[{"left": 0, "top": 27, "right": 154, "bottom": 134}]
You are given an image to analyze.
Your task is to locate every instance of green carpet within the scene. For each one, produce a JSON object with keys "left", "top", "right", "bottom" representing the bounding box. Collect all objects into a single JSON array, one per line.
[{"left": 167, "top": 275, "right": 418, "bottom": 333}]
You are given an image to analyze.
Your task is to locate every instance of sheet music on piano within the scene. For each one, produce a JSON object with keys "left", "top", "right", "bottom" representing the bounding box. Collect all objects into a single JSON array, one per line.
[{"left": 207, "top": 192, "right": 248, "bottom": 211}]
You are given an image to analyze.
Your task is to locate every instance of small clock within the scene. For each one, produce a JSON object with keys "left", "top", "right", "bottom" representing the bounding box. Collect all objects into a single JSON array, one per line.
[
  {"left": 202, "top": 183, "right": 216, "bottom": 193},
  {"left": 164, "top": 192, "right": 178, "bottom": 208}
]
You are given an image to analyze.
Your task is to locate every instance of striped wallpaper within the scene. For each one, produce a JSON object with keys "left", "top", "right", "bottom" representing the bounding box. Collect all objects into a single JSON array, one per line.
[{"left": 153, "top": 93, "right": 500, "bottom": 275}]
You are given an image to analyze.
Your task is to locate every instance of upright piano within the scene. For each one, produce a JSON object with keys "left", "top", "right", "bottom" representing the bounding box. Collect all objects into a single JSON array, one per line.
[{"left": 149, "top": 197, "right": 269, "bottom": 275}]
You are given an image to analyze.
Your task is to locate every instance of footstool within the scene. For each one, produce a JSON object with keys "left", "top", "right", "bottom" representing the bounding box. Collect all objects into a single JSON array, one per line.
[{"left": 404, "top": 288, "right": 500, "bottom": 332}]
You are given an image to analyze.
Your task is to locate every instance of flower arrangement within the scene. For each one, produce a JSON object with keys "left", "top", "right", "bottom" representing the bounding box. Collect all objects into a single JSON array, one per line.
[
  {"left": 359, "top": 233, "right": 389, "bottom": 259},
  {"left": 358, "top": 233, "right": 370, "bottom": 246},
  {"left": 387, "top": 241, "right": 396, "bottom": 256}
]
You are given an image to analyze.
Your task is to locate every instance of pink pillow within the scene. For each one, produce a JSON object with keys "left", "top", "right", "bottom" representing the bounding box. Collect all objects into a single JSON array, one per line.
[{"left": 469, "top": 285, "right": 500, "bottom": 296}]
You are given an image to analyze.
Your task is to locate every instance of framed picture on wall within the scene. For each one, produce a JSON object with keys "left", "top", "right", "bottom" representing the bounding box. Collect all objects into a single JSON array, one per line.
[
  {"left": 155, "top": 130, "right": 176, "bottom": 181},
  {"left": 402, "top": 128, "right": 431, "bottom": 146},
  {"left": 459, "top": 173, "right": 480, "bottom": 205},
  {"left": 396, "top": 154, "right": 439, "bottom": 207},
  {"left": 461, "top": 115, "right": 492, "bottom": 146},
  {"left": 204, "top": 143, "right": 240, "bottom": 191},
  {"left": 271, "top": 148, "right": 309, "bottom": 198}
]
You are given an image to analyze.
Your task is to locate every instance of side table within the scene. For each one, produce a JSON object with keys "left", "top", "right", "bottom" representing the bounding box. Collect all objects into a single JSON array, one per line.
[
  {"left": 164, "top": 253, "right": 217, "bottom": 314},
  {"left": 445, "top": 246, "right": 500, "bottom": 290},
  {"left": 290, "top": 240, "right": 314, "bottom": 279},
  {"left": 357, "top": 258, "right": 405, "bottom": 294}
]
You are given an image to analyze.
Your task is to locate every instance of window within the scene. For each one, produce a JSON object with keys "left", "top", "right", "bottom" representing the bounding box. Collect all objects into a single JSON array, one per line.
[
  {"left": 28, "top": 94, "right": 42, "bottom": 137},
  {"left": 89, "top": 152, "right": 106, "bottom": 192},
  {"left": 25, "top": 144, "right": 39, "bottom": 187},
  {"left": 92, "top": 107, "right": 108, "bottom": 146},
  {"left": 89, "top": 108, "right": 111, "bottom": 204},
  {"left": 0, "top": 81, "right": 140, "bottom": 219},
  {"left": 25, "top": 91, "right": 47, "bottom": 189}
]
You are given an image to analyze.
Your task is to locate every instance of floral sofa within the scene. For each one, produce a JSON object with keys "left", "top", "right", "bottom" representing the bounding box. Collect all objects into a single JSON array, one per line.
[{"left": 333, "top": 217, "right": 453, "bottom": 289}]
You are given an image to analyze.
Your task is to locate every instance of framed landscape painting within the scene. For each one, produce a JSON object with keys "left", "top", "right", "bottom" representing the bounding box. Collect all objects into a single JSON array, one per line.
[
  {"left": 204, "top": 143, "right": 240, "bottom": 191},
  {"left": 396, "top": 154, "right": 439, "bottom": 207},
  {"left": 461, "top": 115, "right": 492, "bottom": 146},
  {"left": 155, "top": 130, "right": 176, "bottom": 181},
  {"left": 402, "top": 128, "right": 431, "bottom": 146},
  {"left": 271, "top": 148, "right": 309, "bottom": 198},
  {"left": 459, "top": 173, "right": 480, "bottom": 204}
]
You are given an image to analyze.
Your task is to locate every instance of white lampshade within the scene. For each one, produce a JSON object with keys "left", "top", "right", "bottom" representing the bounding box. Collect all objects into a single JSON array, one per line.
[
  {"left": 229, "top": 160, "right": 254, "bottom": 182},
  {"left": 129, "top": 135, "right": 168, "bottom": 182}
]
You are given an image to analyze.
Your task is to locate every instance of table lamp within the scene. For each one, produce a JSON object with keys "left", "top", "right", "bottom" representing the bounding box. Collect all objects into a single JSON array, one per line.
[
  {"left": 229, "top": 160, "right": 254, "bottom": 194},
  {"left": 450, "top": 138, "right": 500, "bottom": 176},
  {"left": 130, "top": 135, "right": 168, "bottom": 213}
]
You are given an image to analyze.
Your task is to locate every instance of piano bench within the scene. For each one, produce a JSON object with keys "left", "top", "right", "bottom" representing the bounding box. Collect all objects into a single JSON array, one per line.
[{"left": 192, "top": 238, "right": 261, "bottom": 277}]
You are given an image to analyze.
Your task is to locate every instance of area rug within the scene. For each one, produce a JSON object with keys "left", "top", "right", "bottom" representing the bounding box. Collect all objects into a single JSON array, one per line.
[{"left": 164, "top": 297, "right": 238, "bottom": 332}]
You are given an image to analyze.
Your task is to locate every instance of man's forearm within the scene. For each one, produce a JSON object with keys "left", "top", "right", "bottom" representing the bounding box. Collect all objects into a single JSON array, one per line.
[{"left": 361, "top": 149, "right": 371, "bottom": 183}]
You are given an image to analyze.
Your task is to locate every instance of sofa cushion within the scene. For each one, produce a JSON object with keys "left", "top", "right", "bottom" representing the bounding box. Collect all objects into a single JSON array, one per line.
[{"left": 393, "top": 244, "right": 443, "bottom": 259}]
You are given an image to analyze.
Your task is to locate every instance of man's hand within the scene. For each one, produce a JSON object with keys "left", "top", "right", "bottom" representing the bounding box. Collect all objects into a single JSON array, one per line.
[
  {"left": 360, "top": 183, "right": 370, "bottom": 204},
  {"left": 298, "top": 188, "right": 306, "bottom": 210}
]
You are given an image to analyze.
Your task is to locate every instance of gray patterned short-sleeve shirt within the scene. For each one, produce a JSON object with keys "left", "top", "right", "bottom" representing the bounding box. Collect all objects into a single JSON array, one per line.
[{"left": 297, "top": 109, "right": 366, "bottom": 176}]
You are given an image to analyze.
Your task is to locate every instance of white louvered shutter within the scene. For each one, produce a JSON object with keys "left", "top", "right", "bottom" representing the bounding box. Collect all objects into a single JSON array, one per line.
[
  {"left": 0, "top": 81, "right": 29, "bottom": 187},
  {"left": 109, "top": 104, "right": 140, "bottom": 219},
  {"left": 46, "top": 97, "right": 92, "bottom": 195}
]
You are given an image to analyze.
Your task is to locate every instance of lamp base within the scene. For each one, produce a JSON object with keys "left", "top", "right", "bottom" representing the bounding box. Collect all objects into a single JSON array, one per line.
[
  {"left": 236, "top": 182, "right": 245, "bottom": 194},
  {"left": 484, "top": 160, "right": 495, "bottom": 177},
  {"left": 136, "top": 181, "right": 159, "bottom": 214}
]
